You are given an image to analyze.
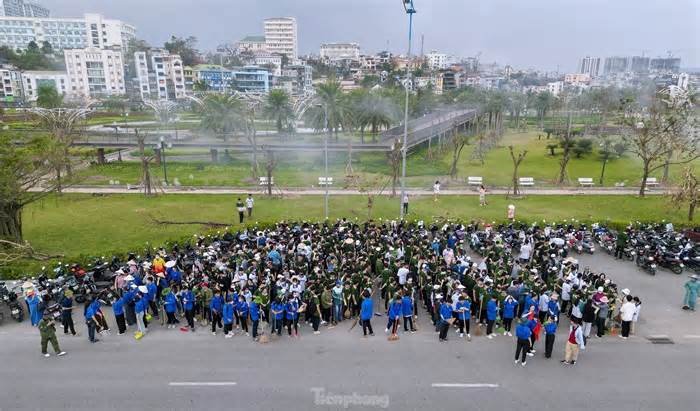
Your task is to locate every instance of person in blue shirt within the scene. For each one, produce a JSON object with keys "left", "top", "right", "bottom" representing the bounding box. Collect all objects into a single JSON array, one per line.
[
  {"left": 456, "top": 295, "right": 471, "bottom": 339},
  {"left": 209, "top": 290, "right": 224, "bottom": 335},
  {"left": 514, "top": 318, "right": 533, "bottom": 366},
  {"left": 438, "top": 297, "right": 453, "bottom": 342},
  {"left": 84, "top": 298, "right": 99, "bottom": 343},
  {"left": 548, "top": 294, "right": 561, "bottom": 323},
  {"left": 146, "top": 277, "right": 159, "bottom": 319},
  {"left": 26, "top": 291, "right": 43, "bottom": 327},
  {"left": 59, "top": 290, "right": 76, "bottom": 336},
  {"left": 544, "top": 315, "right": 558, "bottom": 358},
  {"left": 271, "top": 298, "right": 285, "bottom": 336},
  {"left": 359, "top": 289, "right": 374, "bottom": 337},
  {"left": 386, "top": 295, "right": 402, "bottom": 337},
  {"left": 163, "top": 288, "right": 179, "bottom": 328},
  {"left": 502, "top": 295, "right": 518, "bottom": 337},
  {"left": 236, "top": 295, "right": 250, "bottom": 336},
  {"left": 222, "top": 296, "right": 235, "bottom": 338},
  {"left": 181, "top": 285, "right": 195, "bottom": 332},
  {"left": 135, "top": 288, "right": 148, "bottom": 337},
  {"left": 285, "top": 294, "right": 299, "bottom": 337},
  {"left": 486, "top": 296, "right": 499, "bottom": 339},
  {"left": 250, "top": 297, "right": 261, "bottom": 340},
  {"left": 401, "top": 292, "right": 416, "bottom": 333},
  {"left": 112, "top": 296, "right": 126, "bottom": 335}
]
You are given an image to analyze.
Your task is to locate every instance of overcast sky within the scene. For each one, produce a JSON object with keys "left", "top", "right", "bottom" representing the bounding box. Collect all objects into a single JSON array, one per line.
[{"left": 46, "top": 0, "right": 699, "bottom": 71}]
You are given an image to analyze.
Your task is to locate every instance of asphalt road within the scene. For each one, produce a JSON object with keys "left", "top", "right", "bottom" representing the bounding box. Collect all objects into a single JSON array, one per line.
[{"left": 1, "top": 253, "right": 698, "bottom": 411}]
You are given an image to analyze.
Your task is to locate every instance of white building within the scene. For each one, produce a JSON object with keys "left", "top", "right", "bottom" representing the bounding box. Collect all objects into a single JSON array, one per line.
[
  {"left": 546, "top": 81, "right": 564, "bottom": 96},
  {"left": 0, "top": 12, "right": 135, "bottom": 52},
  {"left": 20, "top": 70, "right": 68, "bottom": 101},
  {"left": 0, "top": 0, "right": 49, "bottom": 18},
  {"left": 320, "top": 42, "right": 360, "bottom": 62},
  {"left": 579, "top": 56, "right": 601, "bottom": 78},
  {"left": 250, "top": 51, "right": 282, "bottom": 76},
  {"left": 64, "top": 47, "right": 125, "bottom": 98},
  {"left": 426, "top": 51, "right": 450, "bottom": 70},
  {"left": 264, "top": 17, "right": 297, "bottom": 60},
  {"left": 236, "top": 35, "right": 267, "bottom": 53},
  {"left": 278, "top": 63, "right": 312, "bottom": 96},
  {"left": 564, "top": 73, "right": 591, "bottom": 85},
  {"left": 134, "top": 49, "right": 186, "bottom": 101},
  {"left": 0, "top": 63, "right": 22, "bottom": 103}
]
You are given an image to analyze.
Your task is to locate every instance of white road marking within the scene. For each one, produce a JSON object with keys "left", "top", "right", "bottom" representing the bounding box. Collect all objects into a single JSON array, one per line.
[
  {"left": 683, "top": 335, "right": 700, "bottom": 339},
  {"left": 168, "top": 382, "right": 237, "bottom": 387},
  {"left": 431, "top": 383, "right": 499, "bottom": 388}
]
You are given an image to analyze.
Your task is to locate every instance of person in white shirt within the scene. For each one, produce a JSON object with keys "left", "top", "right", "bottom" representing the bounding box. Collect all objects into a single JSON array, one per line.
[
  {"left": 433, "top": 180, "right": 440, "bottom": 202},
  {"left": 631, "top": 296, "right": 642, "bottom": 335},
  {"left": 619, "top": 295, "right": 636, "bottom": 339},
  {"left": 245, "top": 195, "right": 254, "bottom": 217},
  {"left": 518, "top": 241, "right": 532, "bottom": 262},
  {"left": 397, "top": 264, "right": 409, "bottom": 286}
]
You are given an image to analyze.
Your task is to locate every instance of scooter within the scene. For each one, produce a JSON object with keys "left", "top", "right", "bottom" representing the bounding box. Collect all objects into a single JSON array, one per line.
[{"left": 635, "top": 246, "right": 657, "bottom": 275}]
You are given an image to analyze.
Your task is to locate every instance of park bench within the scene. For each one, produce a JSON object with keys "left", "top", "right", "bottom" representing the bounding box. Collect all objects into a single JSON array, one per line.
[
  {"left": 318, "top": 177, "right": 334, "bottom": 186},
  {"left": 578, "top": 178, "right": 594, "bottom": 187},
  {"left": 259, "top": 176, "right": 274, "bottom": 186},
  {"left": 467, "top": 176, "right": 483, "bottom": 186},
  {"left": 519, "top": 177, "right": 535, "bottom": 187},
  {"left": 126, "top": 184, "right": 142, "bottom": 190},
  {"left": 645, "top": 177, "right": 659, "bottom": 187}
]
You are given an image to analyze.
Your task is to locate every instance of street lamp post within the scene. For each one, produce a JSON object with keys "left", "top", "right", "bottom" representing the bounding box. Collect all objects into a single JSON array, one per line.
[
  {"left": 400, "top": 0, "right": 416, "bottom": 220},
  {"left": 323, "top": 104, "right": 330, "bottom": 220}
]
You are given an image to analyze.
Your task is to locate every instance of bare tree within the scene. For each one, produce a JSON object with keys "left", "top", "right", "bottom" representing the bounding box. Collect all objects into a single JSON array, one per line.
[
  {"left": 448, "top": 132, "right": 470, "bottom": 179},
  {"left": 508, "top": 146, "right": 528, "bottom": 197},
  {"left": 623, "top": 91, "right": 699, "bottom": 196},
  {"left": 136, "top": 129, "right": 158, "bottom": 196},
  {"left": 264, "top": 148, "right": 278, "bottom": 196},
  {"left": 671, "top": 166, "right": 699, "bottom": 221},
  {"left": 555, "top": 111, "right": 578, "bottom": 185}
]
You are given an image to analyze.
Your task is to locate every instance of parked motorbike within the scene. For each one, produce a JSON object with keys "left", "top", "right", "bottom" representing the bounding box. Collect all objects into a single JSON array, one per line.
[
  {"left": 0, "top": 281, "right": 24, "bottom": 322},
  {"left": 635, "top": 246, "right": 657, "bottom": 275}
]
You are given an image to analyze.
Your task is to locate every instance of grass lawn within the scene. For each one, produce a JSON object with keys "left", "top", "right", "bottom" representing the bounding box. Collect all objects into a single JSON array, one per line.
[
  {"left": 76, "top": 129, "right": 691, "bottom": 189},
  {"left": 2, "top": 192, "right": 689, "bottom": 278}
]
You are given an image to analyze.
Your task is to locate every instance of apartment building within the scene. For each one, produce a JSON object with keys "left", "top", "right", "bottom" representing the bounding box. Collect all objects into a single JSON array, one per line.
[
  {"left": 320, "top": 42, "right": 360, "bottom": 62},
  {"left": 264, "top": 17, "right": 297, "bottom": 60},
  {"left": 133, "top": 49, "right": 186, "bottom": 101},
  {"left": 64, "top": 47, "right": 125, "bottom": 98},
  {"left": 20, "top": 70, "right": 67, "bottom": 101}
]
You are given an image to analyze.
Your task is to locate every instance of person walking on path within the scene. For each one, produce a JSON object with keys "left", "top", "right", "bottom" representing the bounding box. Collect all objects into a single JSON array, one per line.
[
  {"left": 38, "top": 314, "right": 66, "bottom": 358},
  {"left": 246, "top": 194, "right": 254, "bottom": 217},
  {"left": 433, "top": 180, "right": 440, "bottom": 202},
  {"left": 562, "top": 321, "right": 585, "bottom": 365},
  {"left": 479, "top": 185, "right": 487, "bottom": 206},
  {"left": 682, "top": 274, "right": 699, "bottom": 311},
  {"left": 236, "top": 198, "right": 245, "bottom": 224},
  {"left": 514, "top": 318, "right": 532, "bottom": 367},
  {"left": 402, "top": 193, "right": 409, "bottom": 215}
]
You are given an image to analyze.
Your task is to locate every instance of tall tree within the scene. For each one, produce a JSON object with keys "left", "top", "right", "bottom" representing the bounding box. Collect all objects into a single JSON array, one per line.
[
  {"left": 448, "top": 133, "right": 470, "bottom": 179},
  {"left": 36, "top": 84, "right": 63, "bottom": 108},
  {"left": 671, "top": 166, "right": 699, "bottom": 221},
  {"left": 311, "top": 78, "right": 349, "bottom": 142},
  {"left": 534, "top": 91, "right": 555, "bottom": 129},
  {"left": 508, "top": 146, "right": 528, "bottom": 197},
  {"left": 164, "top": 35, "right": 200, "bottom": 66},
  {"left": 623, "top": 90, "right": 699, "bottom": 196},
  {"left": 199, "top": 94, "right": 244, "bottom": 142},
  {"left": 263, "top": 89, "right": 294, "bottom": 138}
]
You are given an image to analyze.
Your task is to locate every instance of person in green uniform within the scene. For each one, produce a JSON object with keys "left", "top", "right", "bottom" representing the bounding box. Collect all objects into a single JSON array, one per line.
[{"left": 38, "top": 314, "right": 66, "bottom": 358}]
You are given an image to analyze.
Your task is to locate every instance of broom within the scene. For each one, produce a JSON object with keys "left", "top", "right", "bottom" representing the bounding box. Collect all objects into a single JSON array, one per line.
[{"left": 475, "top": 297, "right": 484, "bottom": 336}]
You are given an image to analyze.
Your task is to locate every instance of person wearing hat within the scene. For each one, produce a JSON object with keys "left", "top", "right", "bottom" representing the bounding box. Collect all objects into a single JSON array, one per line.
[
  {"left": 38, "top": 313, "right": 66, "bottom": 358},
  {"left": 59, "top": 290, "right": 76, "bottom": 336},
  {"left": 26, "top": 289, "right": 43, "bottom": 327},
  {"left": 682, "top": 274, "right": 700, "bottom": 311},
  {"left": 514, "top": 317, "right": 532, "bottom": 366},
  {"left": 595, "top": 296, "right": 609, "bottom": 338}
]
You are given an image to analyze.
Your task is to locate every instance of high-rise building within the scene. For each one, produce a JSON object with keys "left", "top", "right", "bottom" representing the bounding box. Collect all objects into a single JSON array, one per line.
[
  {"left": 20, "top": 70, "right": 68, "bottom": 101},
  {"left": 603, "top": 56, "right": 629, "bottom": 74},
  {"left": 133, "top": 49, "right": 186, "bottom": 101},
  {"left": 630, "top": 56, "right": 650, "bottom": 73},
  {"left": 264, "top": 17, "right": 297, "bottom": 60},
  {"left": 0, "top": 0, "right": 48, "bottom": 17},
  {"left": 0, "top": 13, "right": 135, "bottom": 52},
  {"left": 650, "top": 57, "right": 681, "bottom": 73},
  {"left": 579, "top": 56, "right": 601, "bottom": 77},
  {"left": 426, "top": 51, "right": 450, "bottom": 70},
  {"left": 64, "top": 47, "right": 125, "bottom": 98}
]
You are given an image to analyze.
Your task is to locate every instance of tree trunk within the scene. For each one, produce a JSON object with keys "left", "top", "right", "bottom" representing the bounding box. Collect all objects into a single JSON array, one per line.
[
  {"left": 662, "top": 150, "right": 673, "bottom": 184},
  {"left": 639, "top": 161, "right": 650, "bottom": 197},
  {"left": 689, "top": 201, "right": 696, "bottom": 221},
  {"left": 210, "top": 148, "right": 219, "bottom": 163},
  {"left": 0, "top": 202, "right": 23, "bottom": 243},
  {"left": 97, "top": 148, "right": 106, "bottom": 165},
  {"left": 599, "top": 158, "right": 607, "bottom": 185},
  {"left": 267, "top": 167, "right": 272, "bottom": 196}
]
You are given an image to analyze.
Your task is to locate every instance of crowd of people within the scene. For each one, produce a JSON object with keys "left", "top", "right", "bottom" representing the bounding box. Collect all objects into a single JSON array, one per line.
[{"left": 24, "top": 219, "right": 653, "bottom": 365}]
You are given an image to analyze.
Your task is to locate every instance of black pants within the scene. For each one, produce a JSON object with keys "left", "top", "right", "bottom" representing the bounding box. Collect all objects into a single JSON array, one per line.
[
  {"left": 87, "top": 319, "right": 97, "bottom": 342},
  {"left": 362, "top": 319, "right": 374, "bottom": 336},
  {"left": 621, "top": 320, "right": 631, "bottom": 337},
  {"left": 149, "top": 301, "right": 159, "bottom": 318},
  {"left": 115, "top": 314, "right": 126, "bottom": 334},
  {"left": 402, "top": 203, "right": 408, "bottom": 215},
  {"left": 529, "top": 334, "right": 537, "bottom": 352},
  {"left": 287, "top": 317, "right": 298, "bottom": 335},
  {"left": 561, "top": 300, "right": 570, "bottom": 317},
  {"left": 252, "top": 320, "right": 259, "bottom": 338},
  {"left": 322, "top": 307, "right": 331, "bottom": 323},
  {"left": 515, "top": 338, "right": 530, "bottom": 363},
  {"left": 457, "top": 319, "right": 465, "bottom": 334},
  {"left": 439, "top": 322, "right": 449, "bottom": 340},
  {"left": 166, "top": 311, "right": 177, "bottom": 325},
  {"left": 273, "top": 317, "right": 283, "bottom": 335},
  {"left": 504, "top": 318, "right": 513, "bottom": 332},
  {"left": 596, "top": 317, "right": 606, "bottom": 337},
  {"left": 486, "top": 319, "right": 495, "bottom": 335},
  {"left": 403, "top": 316, "right": 415, "bottom": 331},
  {"left": 238, "top": 211, "right": 244, "bottom": 224},
  {"left": 211, "top": 313, "right": 222, "bottom": 332},
  {"left": 615, "top": 245, "right": 624, "bottom": 259},
  {"left": 185, "top": 309, "right": 195, "bottom": 330},
  {"left": 224, "top": 323, "right": 233, "bottom": 335},
  {"left": 125, "top": 304, "right": 136, "bottom": 326},
  {"left": 311, "top": 316, "right": 320, "bottom": 332},
  {"left": 545, "top": 334, "right": 555, "bottom": 358},
  {"left": 247, "top": 207, "right": 252, "bottom": 217},
  {"left": 62, "top": 312, "right": 75, "bottom": 335},
  {"left": 538, "top": 311, "right": 547, "bottom": 323},
  {"left": 240, "top": 316, "right": 248, "bottom": 333}
]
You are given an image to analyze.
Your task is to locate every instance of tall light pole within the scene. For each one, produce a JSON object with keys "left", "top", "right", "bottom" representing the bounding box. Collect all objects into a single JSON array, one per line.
[
  {"left": 323, "top": 104, "right": 330, "bottom": 220},
  {"left": 399, "top": 0, "right": 416, "bottom": 220}
]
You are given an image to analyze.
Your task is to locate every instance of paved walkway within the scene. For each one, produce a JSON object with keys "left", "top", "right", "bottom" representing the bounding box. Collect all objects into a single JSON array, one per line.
[{"left": 40, "top": 185, "right": 665, "bottom": 196}]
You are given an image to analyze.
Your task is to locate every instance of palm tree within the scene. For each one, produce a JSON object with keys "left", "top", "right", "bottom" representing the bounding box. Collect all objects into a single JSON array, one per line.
[
  {"left": 312, "top": 78, "right": 349, "bottom": 142},
  {"left": 263, "top": 89, "right": 294, "bottom": 139},
  {"left": 199, "top": 94, "right": 244, "bottom": 142},
  {"left": 362, "top": 93, "right": 399, "bottom": 143}
]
